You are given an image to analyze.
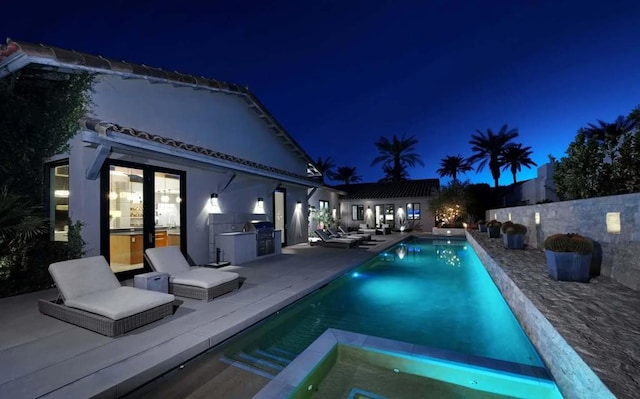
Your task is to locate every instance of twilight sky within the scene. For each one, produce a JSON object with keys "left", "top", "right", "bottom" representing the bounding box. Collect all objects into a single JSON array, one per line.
[{"left": 3, "top": 1, "right": 640, "bottom": 186}]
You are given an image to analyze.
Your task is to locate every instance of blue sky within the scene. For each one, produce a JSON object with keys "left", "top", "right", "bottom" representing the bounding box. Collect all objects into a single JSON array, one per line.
[{"left": 3, "top": 1, "right": 640, "bottom": 186}]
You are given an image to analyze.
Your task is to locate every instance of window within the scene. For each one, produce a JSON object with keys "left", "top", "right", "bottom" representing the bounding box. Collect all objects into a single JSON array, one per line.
[
  {"left": 319, "top": 200, "right": 329, "bottom": 209},
  {"left": 49, "top": 162, "right": 70, "bottom": 241},
  {"left": 406, "top": 203, "right": 421, "bottom": 220},
  {"left": 383, "top": 204, "right": 395, "bottom": 222},
  {"left": 351, "top": 204, "right": 364, "bottom": 221}
]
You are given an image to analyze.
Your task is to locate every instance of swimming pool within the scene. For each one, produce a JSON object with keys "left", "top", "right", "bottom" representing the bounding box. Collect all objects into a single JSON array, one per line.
[
  {"left": 130, "top": 236, "right": 559, "bottom": 398},
  {"left": 219, "top": 236, "right": 544, "bottom": 378}
]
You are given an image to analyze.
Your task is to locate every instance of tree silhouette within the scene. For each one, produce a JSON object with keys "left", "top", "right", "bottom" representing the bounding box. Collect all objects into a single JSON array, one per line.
[
  {"left": 500, "top": 144, "right": 537, "bottom": 184},
  {"left": 371, "top": 134, "right": 423, "bottom": 182},
  {"left": 468, "top": 124, "right": 519, "bottom": 188},
  {"left": 333, "top": 166, "right": 362, "bottom": 185},
  {"left": 436, "top": 155, "right": 473, "bottom": 182}
]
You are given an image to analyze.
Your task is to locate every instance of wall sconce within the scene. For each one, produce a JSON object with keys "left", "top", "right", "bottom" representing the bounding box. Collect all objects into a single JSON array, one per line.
[
  {"left": 508, "top": 212, "right": 512, "bottom": 221},
  {"left": 296, "top": 201, "right": 302, "bottom": 210},
  {"left": 535, "top": 212, "right": 540, "bottom": 225},
  {"left": 258, "top": 197, "right": 264, "bottom": 207},
  {"left": 209, "top": 193, "right": 221, "bottom": 214},
  {"left": 606, "top": 212, "right": 621, "bottom": 234},
  {"left": 54, "top": 190, "right": 70, "bottom": 198},
  {"left": 210, "top": 193, "right": 218, "bottom": 205}
]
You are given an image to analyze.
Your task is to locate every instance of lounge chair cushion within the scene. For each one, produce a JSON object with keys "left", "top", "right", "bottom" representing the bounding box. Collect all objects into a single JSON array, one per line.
[
  {"left": 145, "top": 246, "right": 192, "bottom": 275},
  {"left": 65, "top": 286, "right": 174, "bottom": 320},
  {"left": 49, "top": 256, "right": 121, "bottom": 301},
  {"left": 171, "top": 267, "right": 239, "bottom": 289},
  {"left": 315, "top": 229, "right": 357, "bottom": 243}
]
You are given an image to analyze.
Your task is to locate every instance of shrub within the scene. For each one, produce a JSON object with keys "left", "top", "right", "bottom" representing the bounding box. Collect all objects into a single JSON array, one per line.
[
  {"left": 504, "top": 223, "right": 527, "bottom": 235},
  {"left": 543, "top": 233, "right": 593, "bottom": 254}
]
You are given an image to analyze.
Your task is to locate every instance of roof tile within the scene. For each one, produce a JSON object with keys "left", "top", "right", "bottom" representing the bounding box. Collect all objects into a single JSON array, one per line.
[{"left": 333, "top": 179, "right": 440, "bottom": 200}]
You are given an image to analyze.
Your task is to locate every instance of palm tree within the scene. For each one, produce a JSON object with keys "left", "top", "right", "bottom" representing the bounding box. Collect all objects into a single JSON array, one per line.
[
  {"left": 314, "top": 156, "right": 336, "bottom": 184},
  {"left": 333, "top": 166, "right": 362, "bottom": 185},
  {"left": 468, "top": 124, "right": 519, "bottom": 188},
  {"left": 371, "top": 134, "right": 423, "bottom": 183},
  {"left": 500, "top": 144, "right": 537, "bottom": 184},
  {"left": 584, "top": 115, "right": 636, "bottom": 149},
  {"left": 0, "top": 186, "right": 48, "bottom": 260},
  {"left": 436, "top": 155, "right": 473, "bottom": 182}
]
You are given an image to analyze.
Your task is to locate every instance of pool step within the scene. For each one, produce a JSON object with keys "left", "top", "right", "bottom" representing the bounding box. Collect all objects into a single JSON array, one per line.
[{"left": 223, "top": 345, "right": 299, "bottom": 379}]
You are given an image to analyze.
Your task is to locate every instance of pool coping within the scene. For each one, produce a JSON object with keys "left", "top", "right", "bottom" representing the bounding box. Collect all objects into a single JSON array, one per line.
[
  {"left": 254, "top": 328, "right": 559, "bottom": 398},
  {"left": 466, "top": 231, "right": 615, "bottom": 399}
]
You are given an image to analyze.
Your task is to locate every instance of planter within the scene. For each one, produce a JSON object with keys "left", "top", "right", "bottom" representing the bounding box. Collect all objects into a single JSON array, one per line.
[
  {"left": 478, "top": 223, "right": 487, "bottom": 233},
  {"left": 544, "top": 250, "right": 592, "bottom": 283},
  {"left": 503, "top": 233, "right": 525, "bottom": 249},
  {"left": 487, "top": 226, "right": 501, "bottom": 238}
]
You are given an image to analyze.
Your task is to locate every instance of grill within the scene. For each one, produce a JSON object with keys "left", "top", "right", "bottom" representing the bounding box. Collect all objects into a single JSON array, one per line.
[{"left": 244, "top": 220, "right": 275, "bottom": 256}]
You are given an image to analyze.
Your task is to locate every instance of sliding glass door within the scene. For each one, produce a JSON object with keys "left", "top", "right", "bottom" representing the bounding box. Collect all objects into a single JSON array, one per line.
[{"left": 103, "top": 161, "right": 185, "bottom": 277}]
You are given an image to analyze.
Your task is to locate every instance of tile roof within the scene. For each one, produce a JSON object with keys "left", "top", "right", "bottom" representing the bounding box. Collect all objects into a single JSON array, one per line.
[
  {"left": 80, "top": 118, "right": 320, "bottom": 185},
  {"left": 0, "top": 38, "right": 319, "bottom": 175},
  {"left": 332, "top": 179, "right": 440, "bottom": 200}
]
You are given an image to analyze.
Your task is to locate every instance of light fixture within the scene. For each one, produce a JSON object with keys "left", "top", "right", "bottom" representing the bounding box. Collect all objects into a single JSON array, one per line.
[
  {"left": 210, "top": 193, "right": 218, "bottom": 205},
  {"left": 108, "top": 191, "right": 118, "bottom": 200},
  {"left": 296, "top": 200, "right": 302, "bottom": 210},
  {"left": 606, "top": 212, "right": 621, "bottom": 234},
  {"left": 535, "top": 212, "right": 540, "bottom": 225},
  {"left": 176, "top": 196, "right": 182, "bottom": 203},
  {"left": 258, "top": 197, "right": 264, "bottom": 206},
  {"left": 160, "top": 193, "right": 170, "bottom": 203},
  {"left": 54, "top": 190, "right": 70, "bottom": 198}
]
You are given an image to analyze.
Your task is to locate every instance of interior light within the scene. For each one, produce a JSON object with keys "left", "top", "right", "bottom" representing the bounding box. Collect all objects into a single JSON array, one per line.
[
  {"left": 108, "top": 191, "right": 118, "bottom": 200},
  {"left": 176, "top": 197, "right": 182, "bottom": 204},
  {"left": 160, "top": 194, "right": 170, "bottom": 203}
]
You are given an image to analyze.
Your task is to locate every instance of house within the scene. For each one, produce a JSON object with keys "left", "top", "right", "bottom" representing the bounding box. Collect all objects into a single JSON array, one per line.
[
  {"left": 500, "top": 162, "right": 559, "bottom": 207},
  {"left": 0, "top": 39, "right": 323, "bottom": 279},
  {"left": 311, "top": 179, "right": 440, "bottom": 232}
]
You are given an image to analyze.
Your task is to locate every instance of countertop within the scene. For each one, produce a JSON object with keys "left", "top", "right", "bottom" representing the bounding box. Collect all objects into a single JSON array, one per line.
[{"left": 110, "top": 228, "right": 181, "bottom": 236}]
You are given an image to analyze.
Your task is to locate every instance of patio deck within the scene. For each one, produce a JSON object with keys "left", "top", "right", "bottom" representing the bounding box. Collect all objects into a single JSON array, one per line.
[
  {"left": 0, "top": 235, "right": 405, "bottom": 398},
  {"left": 0, "top": 232, "right": 638, "bottom": 398}
]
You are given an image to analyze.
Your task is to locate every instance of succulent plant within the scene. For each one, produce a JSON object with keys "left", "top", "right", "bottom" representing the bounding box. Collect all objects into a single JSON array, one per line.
[
  {"left": 486, "top": 220, "right": 502, "bottom": 228},
  {"left": 504, "top": 223, "right": 527, "bottom": 235},
  {"left": 544, "top": 233, "right": 593, "bottom": 254},
  {"left": 500, "top": 221, "right": 514, "bottom": 233}
]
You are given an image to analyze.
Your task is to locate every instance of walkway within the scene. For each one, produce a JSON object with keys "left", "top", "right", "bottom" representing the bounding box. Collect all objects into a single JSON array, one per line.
[{"left": 467, "top": 230, "right": 640, "bottom": 399}]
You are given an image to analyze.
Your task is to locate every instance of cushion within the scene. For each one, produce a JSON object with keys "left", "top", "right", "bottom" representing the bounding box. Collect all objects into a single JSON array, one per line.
[
  {"left": 65, "top": 286, "right": 175, "bottom": 320},
  {"left": 170, "top": 267, "right": 239, "bottom": 289},
  {"left": 49, "top": 256, "right": 121, "bottom": 301},
  {"left": 145, "top": 246, "right": 191, "bottom": 275}
]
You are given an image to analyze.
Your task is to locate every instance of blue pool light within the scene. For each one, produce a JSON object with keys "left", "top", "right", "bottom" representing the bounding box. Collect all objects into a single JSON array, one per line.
[{"left": 352, "top": 272, "right": 360, "bottom": 278}]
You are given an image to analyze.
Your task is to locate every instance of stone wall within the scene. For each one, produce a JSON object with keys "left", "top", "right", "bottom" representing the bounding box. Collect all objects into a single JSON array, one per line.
[{"left": 487, "top": 192, "right": 640, "bottom": 290}]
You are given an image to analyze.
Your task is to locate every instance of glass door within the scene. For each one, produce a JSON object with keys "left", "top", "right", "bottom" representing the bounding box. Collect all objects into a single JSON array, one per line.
[
  {"left": 108, "top": 165, "right": 145, "bottom": 274},
  {"left": 104, "top": 162, "right": 185, "bottom": 277},
  {"left": 274, "top": 189, "right": 286, "bottom": 246},
  {"left": 154, "top": 172, "right": 182, "bottom": 250}
]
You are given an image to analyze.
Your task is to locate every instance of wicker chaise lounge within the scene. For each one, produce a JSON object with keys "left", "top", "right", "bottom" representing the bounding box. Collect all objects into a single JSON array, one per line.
[
  {"left": 312, "top": 229, "right": 357, "bottom": 248},
  {"left": 39, "top": 256, "right": 175, "bottom": 337},
  {"left": 144, "top": 246, "right": 240, "bottom": 302}
]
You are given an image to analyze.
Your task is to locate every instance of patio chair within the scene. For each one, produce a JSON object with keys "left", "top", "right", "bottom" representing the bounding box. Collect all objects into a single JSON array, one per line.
[
  {"left": 336, "top": 226, "right": 372, "bottom": 241},
  {"left": 312, "top": 229, "right": 357, "bottom": 248},
  {"left": 358, "top": 223, "right": 378, "bottom": 235},
  {"left": 328, "top": 227, "right": 370, "bottom": 243},
  {"left": 144, "top": 246, "right": 240, "bottom": 302},
  {"left": 39, "top": 256, "right": 175, "bottom": 337}
]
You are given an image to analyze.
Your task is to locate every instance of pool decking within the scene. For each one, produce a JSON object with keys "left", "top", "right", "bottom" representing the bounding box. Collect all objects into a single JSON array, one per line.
[{"left": 0, "top": 232, "right": 638, "bottom": 398}]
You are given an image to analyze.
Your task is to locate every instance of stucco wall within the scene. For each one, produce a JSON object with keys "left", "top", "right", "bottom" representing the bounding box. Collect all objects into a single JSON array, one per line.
[
  {"left": 488, "top": 192, "right": 640, "bottom": 290},
  {"left": 90, "top": 76, "right": 306, "bottom": 175}
]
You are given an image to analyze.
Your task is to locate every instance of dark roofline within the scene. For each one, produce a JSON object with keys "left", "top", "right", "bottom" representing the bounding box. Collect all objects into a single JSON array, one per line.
[{"left": 0, "top": 38, "right": 319, "bottom": 174}]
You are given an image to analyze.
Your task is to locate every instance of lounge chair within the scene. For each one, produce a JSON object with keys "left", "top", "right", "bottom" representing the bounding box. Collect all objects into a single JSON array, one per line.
[
  {"left": 144, "top": 246, "right": 240, "bottom": 302},
  {"left": 358, "top": 223, "right": 378, "bottom": 235},
  {"left": 336, "top": 226, "right": 372, "bottom": 241},
  {"left": 39, "top": 256, "right": 175, "bottom": 337},
  {"left": 312, "top": 229, "right": 357, "bottom": 248},
  {"left": 328, "top": 227, "right": 369, "bottom": 242}
]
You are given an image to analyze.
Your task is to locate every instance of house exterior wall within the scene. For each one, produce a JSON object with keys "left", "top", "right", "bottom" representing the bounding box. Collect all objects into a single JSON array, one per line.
[
  {"left": 502, "top": 163, "right": 559, "bottom": 206},
  {"left": 91, "top": 76, "right": 306, "bottom": 175},
  {"left": 339, "top": 197, "right": 435, "bottom": 232},
  {"left": 488, "top": 192, "right": 640, "bottom": 291},
  {"left": 307, "top": 186, "right": 342, "bottom": 233},
  {"left": 64, "top": 74, "right": 312, "bottom": 265}
]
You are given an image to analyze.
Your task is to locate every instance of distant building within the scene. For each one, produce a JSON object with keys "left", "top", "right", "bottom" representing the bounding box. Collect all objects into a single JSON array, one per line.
[
  {"left": 309, "top": 179, "right": 440, "bottom": 232},
  {"left": 500, "top": 162, "right": 558, "bottom": 206}
]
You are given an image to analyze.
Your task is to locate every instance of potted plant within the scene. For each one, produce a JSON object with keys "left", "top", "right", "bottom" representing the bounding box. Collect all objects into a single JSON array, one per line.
[
  {"left": 502, "top": 223, "right": 527, "bottom": 249},
  {"left": 543, "top": 233, "right": 594, "bottom": 282},
  {"left": 477, "top": 220, "right": 487, "bottom": 232},
  {"left": 486, "top": 220, "right": 502, "bottom": 238}
]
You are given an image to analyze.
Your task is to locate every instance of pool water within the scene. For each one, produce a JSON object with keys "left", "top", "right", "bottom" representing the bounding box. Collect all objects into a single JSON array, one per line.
[{"left": 221, "top": 237, "right": 544, "bottom": 378}]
